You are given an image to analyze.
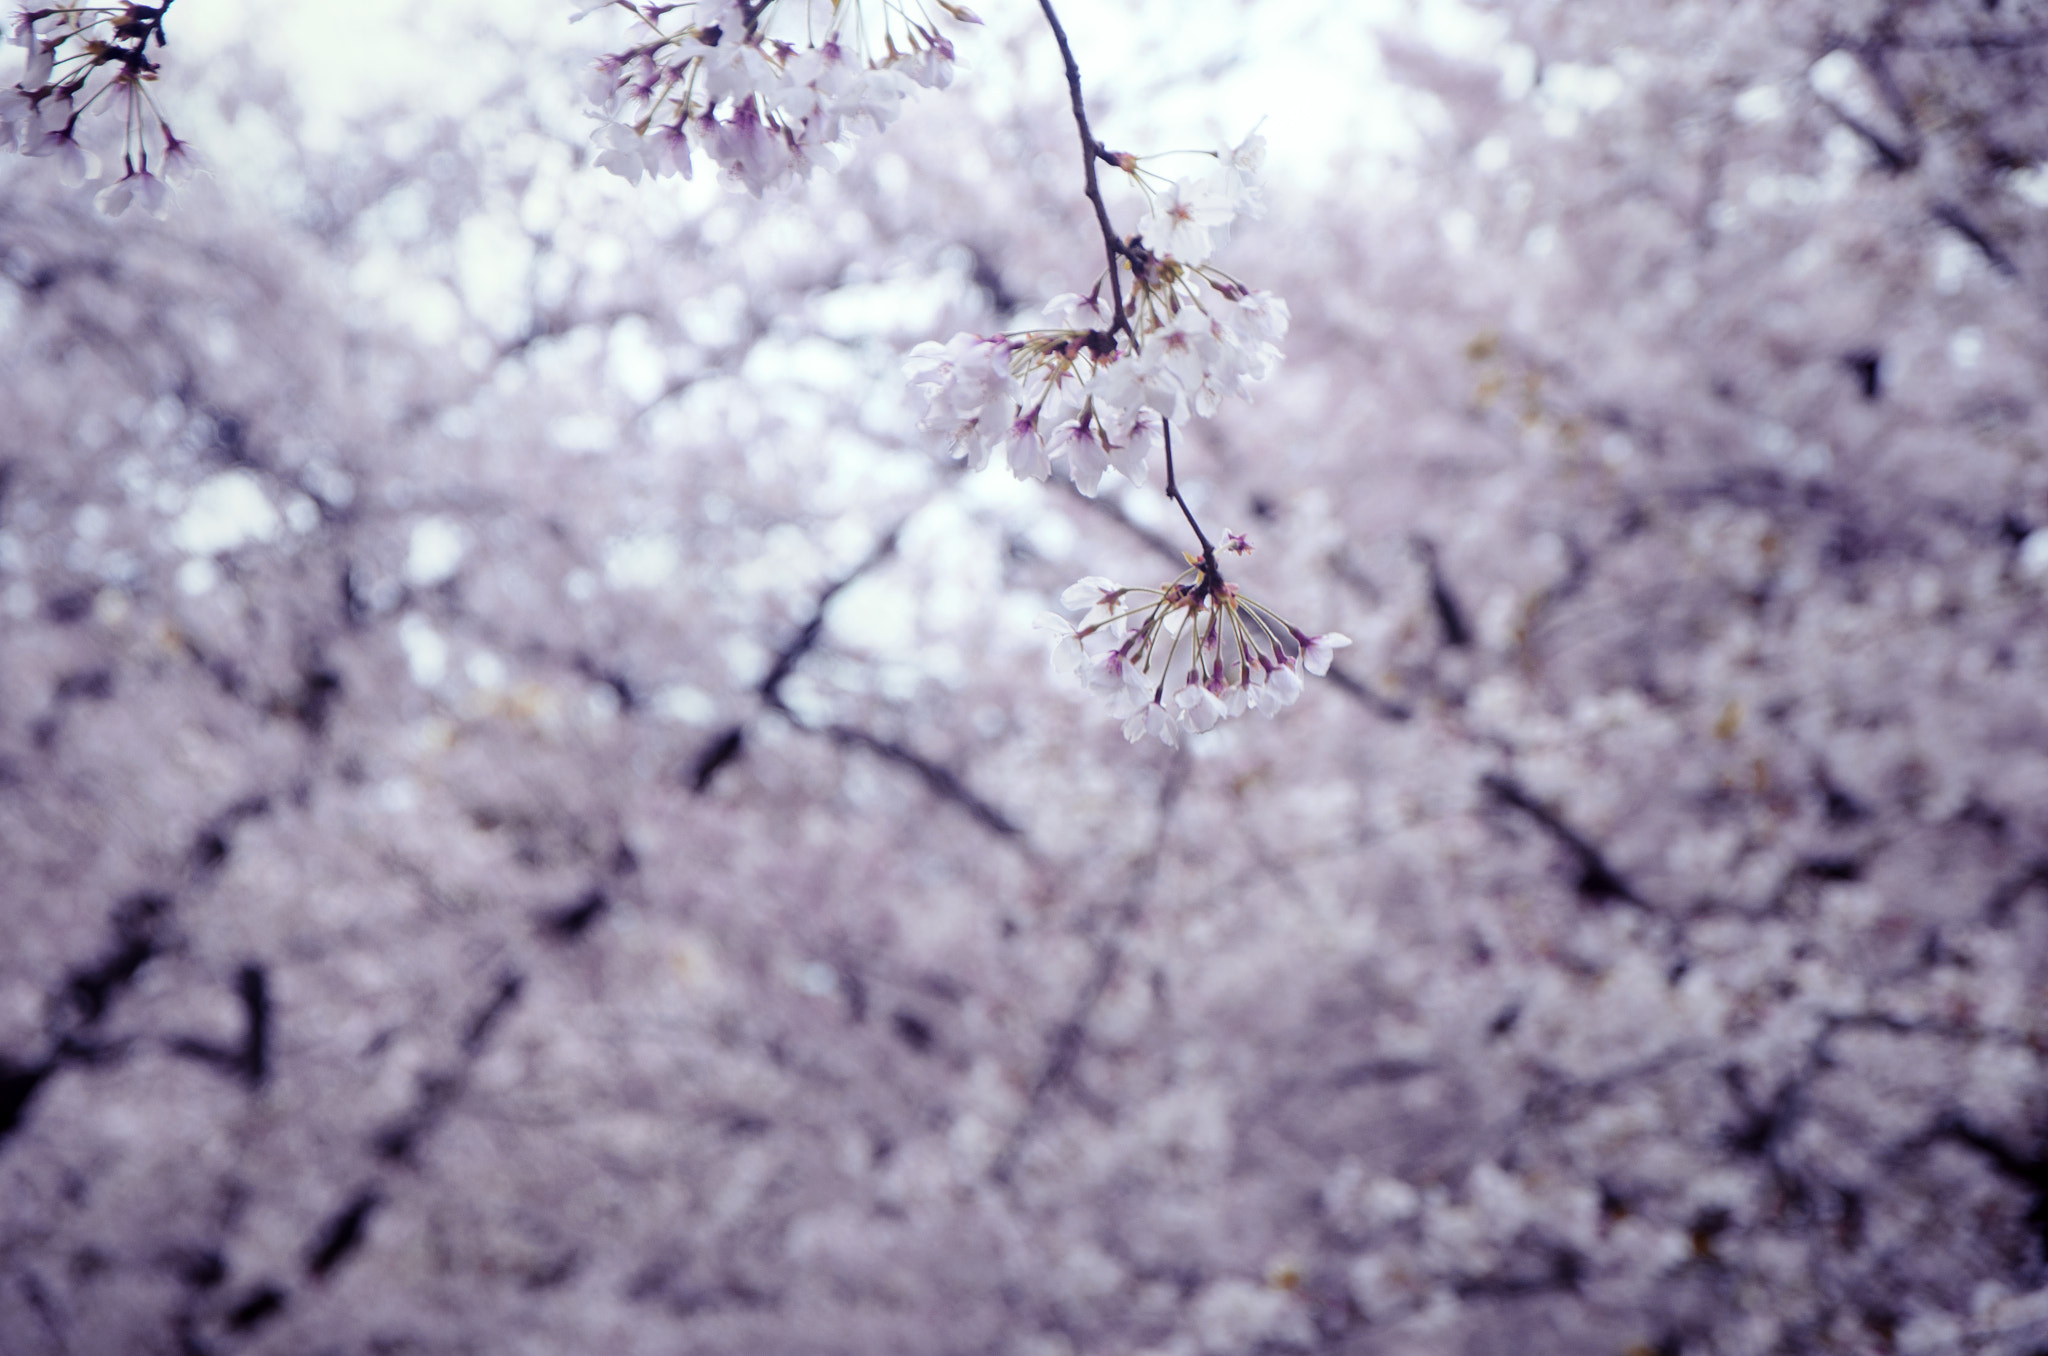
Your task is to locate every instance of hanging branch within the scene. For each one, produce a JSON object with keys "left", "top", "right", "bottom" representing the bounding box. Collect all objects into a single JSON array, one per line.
[
  {"left": 1036, "top": 0, "right": 1222, "bottom": 593},
  {"left": 1035, "top": 0, "right": 1137, "bottom": 346}
]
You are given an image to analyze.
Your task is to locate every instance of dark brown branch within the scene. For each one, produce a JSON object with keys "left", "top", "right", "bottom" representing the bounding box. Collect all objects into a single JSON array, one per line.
[
  {"left": 691, "top": 521, "right": 906, "bottom": 794},
  {"left": 688, "top": 725, "right": 747, "bottom": 793},
  {"left": 1811, "top": 93, "right": 1917, "bottom": 172},
  {"left": 1035, "top": 1, "right": 1226, "bottom": 579},
  {"left": 992, "top": 935, "right": 1120, "bottom": 1185},
  {"left": 1161, "top": 420, "right": 1222, "bottom": 593},
  {"left": 1985, "top": 861, "right": 2048, "bottom": 926},
  {"left": 1930, "top": 1115, "right": 2048, "bottom": 1249},
  {"left": 0, "top": 1058, "right": 56, "bottom": 1144},
  {"left": 1854, "top": 45, "right": 1920, "bottom": 143},
  {"left": 757, "top": 524, "right": 902, "bottom": 711},
  {"left": 1036, "top": 0, "right": 1134, "bottom": 343},
  {"left": 1411, "top": 535, "right": 1471, "bottom": 648},
  {"left": 1483, "top": 773, "right": 1649, "bottom": 909},
  {"left": 1932, "top": 200, "right": 2020, "bottom": 278},
  {"left": 684, "top": 516, "right": 1021, "bottom": 842},
  {"left": 824, "top": 725, "right": 1021, "bottom": 838},
  {"left": 167, "top": 963, "right": 270, "bottom": 1089},
  {"left": 1323, "top": 666, "right": 1414, "bottom": 722},
  {"left": 304, "top": 1187, "right": 382, "bottom": 1280},
  {"left": 371, "top": 969, "right": 525, "bottom": 1162}
]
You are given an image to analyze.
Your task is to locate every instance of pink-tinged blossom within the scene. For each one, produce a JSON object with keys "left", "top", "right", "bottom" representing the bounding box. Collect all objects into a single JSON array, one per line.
[
  {"left": 27, "top": 120, "right": 97, "bottom": 187},
  {"left": 1142, "top": 305, "right": 1226, "bottom": 419},
  {"left": 94, "top": 165, "right": 167, "bottom": 219},
  {"left": 1061, "top": 577, "right": 1113, "bottom": 609},
  {"left": 1294, "top": 629, "right": 1352, "bottom": 676},
  {"left": 22, "top": 35, "right": 53, "bottom": 88},
  {"left": 707, "top": 97, "right": 800, "bottom": 195},
  {"left": 1005, "top": 410, "right": 1050, "bottom": 481},
  {"left": 1044, "top": 289, "right": 1112, "bottom": 332},
  {"left": 1046, "top": 572, "right": 1347, "bottom": 741},
  {"left": 904, "top": 332, "right": 1018, "bottom": 471},
  {"left": 885, "top": 29, "right": 956, "bottom": 90},
  {"left": 1136, "top": 175, "right": 1234, "bottom": 265},
  {"left": 905, "top": 126, "right": 1282, "bottom": 500},
  {"left": 1218, "top": 130, "right": 1267, "bottom": 218},
  {"left": 1081, "top": 646, "right": 1145, "bottom": 695},
  {"left": 1174, "top": 680, "right": 1226, "bottom": 732},
  {"left": 7, "top": 6, "right": 188, "bottom": 202},
  {"left": 592, "top": 120, "right": 653, "bottom": 184},
  {"left": 1100, "top": 403, "right": 1160, "bottom": 487},
  {"left": 1124, "top": 698, "right": 1180, "bottom": 748},
  {"left": 1056, "top": 418, "right": 1111, "bottom": 497},
  {"left": 0, "top": 85, "right": 30, "bottom": 148},
  {"left": 1253, "top": 658, "right": 1302, "bottom": 712},
  {"left": 1034, "top": 612, "right": 1086, "bottom": 676},
  {"left": 586, "top": 0, "right": 968, "bottom": 194},
  {"left": 157, "top": 128, "right": 199, "bottom": 183}
]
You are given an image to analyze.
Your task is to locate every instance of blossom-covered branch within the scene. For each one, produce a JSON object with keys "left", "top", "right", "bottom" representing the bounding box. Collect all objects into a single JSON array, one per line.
[
  {"left": 904, "top": 0, "right": 1344, "bottom": 744},
  {"left": 583, "top": 0, "right": 978, "bottom": 194},
  {"left": 582, "top": 0, "right": 1343, "bottom": 747},
  {"left": 4, "top": 1, "right": 194, "bottom": 216}
]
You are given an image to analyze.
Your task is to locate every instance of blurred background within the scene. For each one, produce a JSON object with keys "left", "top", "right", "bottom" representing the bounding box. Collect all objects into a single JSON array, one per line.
[{"left": 3, "top": 2, "right": 2048, "bottom": 1352}]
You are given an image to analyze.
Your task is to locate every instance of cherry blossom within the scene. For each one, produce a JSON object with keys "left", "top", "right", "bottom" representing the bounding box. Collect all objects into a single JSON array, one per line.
[
  {"left": 3, "top": 0, "right": 184, "bottom": 211},
  {"left": 1043, "top": 569, "right": 1350, "bottom": 743},
  {"left": 0, "top": 3, "right": 2044, "bottom": 1354},
  {"left": 582, "top": 0, "right": 975, "bottom": 196},
  {"left": 1136, "top": 173, "right": 1234, "bottom": 265},
  {"left": 905, "top": 268, "right": 1288, "bottom": 492},
  {"left": 24, "top": 110, "right": 95, "bottom": 184},
  {"left": 92, "top": 158, "right": 167, "bottom": 218}
]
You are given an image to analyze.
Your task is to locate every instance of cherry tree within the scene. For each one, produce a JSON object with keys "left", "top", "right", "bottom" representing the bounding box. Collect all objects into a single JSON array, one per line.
[{"left": 1, "top": 2, "right": 2046, "bottom": 1354}]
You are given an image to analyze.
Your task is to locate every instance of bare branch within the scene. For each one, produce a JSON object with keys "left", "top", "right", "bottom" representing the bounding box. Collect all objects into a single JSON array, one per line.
[
  {"left": 1483, "top": 773, "right": 1650, "bottom": 909},
  {"left": 1932, "top": 200, "right": 2021, "bottom": 278},
  {"left": 824, "top": 724, "right": 1022, "bottom": 838}
]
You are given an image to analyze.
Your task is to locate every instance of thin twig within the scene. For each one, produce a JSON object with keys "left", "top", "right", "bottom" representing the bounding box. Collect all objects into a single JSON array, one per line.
[
  {"left": 1162, "top": 421, "right": 1222, "bottom": 592},
  {"left": 1036, "top": 0, "right": 1224, "bottom": 590},
  {"left": 1035, "top": 0, "right": 1134, "bottom": 344}
]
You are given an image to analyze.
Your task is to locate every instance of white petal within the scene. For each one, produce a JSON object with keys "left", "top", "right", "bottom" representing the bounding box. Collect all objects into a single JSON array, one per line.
[{"left": 1061, "top": 577, "right": 1118, "bottom": 611}]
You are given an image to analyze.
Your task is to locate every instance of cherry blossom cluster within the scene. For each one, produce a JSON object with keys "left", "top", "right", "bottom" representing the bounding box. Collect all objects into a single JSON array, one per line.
[
  {"left": 4, "top": 3, "right": 192, "bottom": 217},
  {"left": 904, "top": 137, "right": 1286, "bottom": 495},
  {"left": 580, "top": 0, "right": 977, "bottom": 195},
  {"left": 1039, "top": 567, "right": 1350, "bottom": 746}
]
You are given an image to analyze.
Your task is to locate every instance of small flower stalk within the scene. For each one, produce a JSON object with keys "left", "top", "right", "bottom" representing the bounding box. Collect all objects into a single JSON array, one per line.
[
  {"left": 1040, "top": 565, "right": 1350, "bottom": 747},
  {"left": 6, "top": 2, "right": 190, "bottom": 215},
  {"left": 580, "top": 0, "right": 978, "bottom": 195}
]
